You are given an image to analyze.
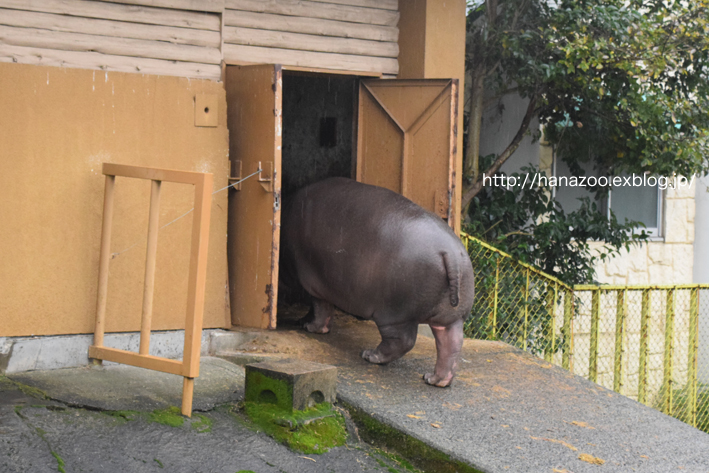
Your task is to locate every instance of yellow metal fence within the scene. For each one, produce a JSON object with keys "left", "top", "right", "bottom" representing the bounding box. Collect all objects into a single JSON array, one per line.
[{"left": 462, "top": 234, "right": 709, "bottom": 433}]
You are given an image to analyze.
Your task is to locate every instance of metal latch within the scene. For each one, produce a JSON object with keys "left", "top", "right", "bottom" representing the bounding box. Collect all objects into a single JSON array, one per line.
[
  {"left": 228, "top": 160, "right": 243, "bottom": 190},
  {"left": 258, "top": 161, "right": 273, "bottom": 192}
]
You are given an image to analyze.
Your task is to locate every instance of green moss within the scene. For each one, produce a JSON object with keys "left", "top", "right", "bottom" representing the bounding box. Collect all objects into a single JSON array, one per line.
[
  {"left": 148, "top": 406, "right": 185, "bottom": 428},
  {"left": 154, "top": 459, "right": 164, "bottom": 468},
  {"left": 7, "top": 378, "right": 49, "bottom": 400},
  {"left": 244, "top": 371, "right": 294, "bottom": 412},
  {"left": 51, "top": 451, "right": 66, "bottom": 473},
  {"left": 243, "top": 401, "right": 346, "bottom": 454},
  {"left": 374, "top": 450, "right": 420, "bottom": 472},
  {"left": 341, "top": 401, "right": 483, "bottom": 473},
  {"left": 191, "top": 413, "right": 213, "bottom": 433}
]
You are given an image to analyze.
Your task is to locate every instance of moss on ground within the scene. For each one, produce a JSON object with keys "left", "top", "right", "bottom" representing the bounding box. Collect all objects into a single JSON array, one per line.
[
  {"left": 340, "top": 400, "right": 483, "bottom": 473},
  {"left": 191, "top": 413, "right": 213, "bottom": 433},
  {"left": 244, "top": 371, "right": 294, "bottom": 412},
  {"left": 148, "top": 406, "right": 185, "bottom": 428},
  {"left": 243, "top": 401, "right": 346, "bottom": 454}
]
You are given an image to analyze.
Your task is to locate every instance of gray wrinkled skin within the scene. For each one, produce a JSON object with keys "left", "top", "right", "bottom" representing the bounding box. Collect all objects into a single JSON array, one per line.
[{"left": 281, "top": 178, "right": 475, "bottom": 387}]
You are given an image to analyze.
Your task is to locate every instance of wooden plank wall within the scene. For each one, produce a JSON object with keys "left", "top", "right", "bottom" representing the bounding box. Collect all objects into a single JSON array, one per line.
[
  {"left": 0, "top": 0, "right": 400, "bottom": 79},
  {"left": 0, "top": 0, "right": 224, "bottom": 79},
  {"left": 223, "top": 0, "right": 399, "bottom": 75}
]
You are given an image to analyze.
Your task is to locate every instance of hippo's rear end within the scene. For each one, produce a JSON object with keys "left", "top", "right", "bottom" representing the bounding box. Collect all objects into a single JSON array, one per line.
[{"left": 280, "top": 177, "right": 474, "bottom": 387}]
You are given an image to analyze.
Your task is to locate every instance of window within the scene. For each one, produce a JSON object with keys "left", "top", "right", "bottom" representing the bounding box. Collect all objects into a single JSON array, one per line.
[{"left": 553, "top": 155, "right": 663, "bottom": 237}]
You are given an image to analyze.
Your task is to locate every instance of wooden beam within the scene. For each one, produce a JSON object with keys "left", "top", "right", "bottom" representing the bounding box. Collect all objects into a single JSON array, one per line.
[
  {"left": 0, "top": 25, "right": 222, "bottom": 64},
  {"left": 226, "top": 0, "right": 399, "bottom": 27},
  {"left": 223, "top": 26, "right": 398, "bottom": 58},
  {"left": 103, "top": 163, "right": 209, "bottom": 185},
  {"left": 224, "top": 43, "right": 398, "bottom": 74},
  {"left": 224, "top": 10, "right": 398, "bottom": 42},
  {"left": 88, "top": 346, "right": 186, "bottom": 376},
  {"left": 2, "top": 45, "right": 222, "bottom": 78},
  {"left": 0, "top": 0, "right": 220, "bottom": 31},
  {"left": 0, "top": 9, "right": 221, "bottom": 47},
  {"left": 307, "top": 0, "right": 398, "bottom": 10},
  {"left": 95, "top": 0, "right": 225, "bottom": 13},
  {"left": 0, "top": 44, "right": 222, "bottom": 80}
]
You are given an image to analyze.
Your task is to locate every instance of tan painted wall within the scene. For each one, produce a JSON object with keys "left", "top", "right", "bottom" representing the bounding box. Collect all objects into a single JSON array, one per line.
[
  {"left": 398, "top": 0, "right": 466, "bottom": 232},
  {"left": 0, "top": 62, "right": 230, "bottom": 337}
]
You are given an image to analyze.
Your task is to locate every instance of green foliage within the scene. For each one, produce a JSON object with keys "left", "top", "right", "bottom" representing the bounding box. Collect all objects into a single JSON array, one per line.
[
  {"left": 468, "top": 0, "right": 709, "bottom": 179},
  {"left": 464, "top": 0, "right": 709, "bottom": 277},
  {"left": 243, "top": 402, "right": 346, "bottom": 454},
  {"left": 465, "top": 162, "right": 647, "bottom": 285}
]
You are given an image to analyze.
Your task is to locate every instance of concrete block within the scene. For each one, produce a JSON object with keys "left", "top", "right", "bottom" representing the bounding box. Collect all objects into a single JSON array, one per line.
[
  {"left": 245, "top": 360, "right": 337, "bottom": 412},
  {"left": 209, "top": 331, "right": 258, "bottom": 355}
]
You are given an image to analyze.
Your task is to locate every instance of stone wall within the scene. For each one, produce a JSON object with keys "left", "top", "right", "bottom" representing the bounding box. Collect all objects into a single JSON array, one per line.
[{"left": 591, "top": 181, "right": 696, "bottom": 285}]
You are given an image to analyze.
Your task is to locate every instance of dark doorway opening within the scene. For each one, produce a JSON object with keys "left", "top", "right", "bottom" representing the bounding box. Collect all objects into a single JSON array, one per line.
[{"left": 281, "top": 72, "right": 357, "bottom": 197}]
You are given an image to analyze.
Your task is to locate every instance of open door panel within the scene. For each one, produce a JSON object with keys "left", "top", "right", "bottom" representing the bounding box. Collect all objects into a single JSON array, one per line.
[
  {"left": 225, "top": 65, "right": 282, "bottom": 329},
  {"left": 356, "top": 79, "right": 459, "bottom": 225}
]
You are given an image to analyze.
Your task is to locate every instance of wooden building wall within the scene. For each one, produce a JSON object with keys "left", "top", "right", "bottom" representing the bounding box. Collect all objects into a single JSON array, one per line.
[
  {"left": 223, "top": 0, "right": 399, "bottom": 75},
  {"left": 0, "top": 0, "right": 400, "bottom": 79},
  {"left": 0, "top": 0, "right": 224, "bottom": 79}
]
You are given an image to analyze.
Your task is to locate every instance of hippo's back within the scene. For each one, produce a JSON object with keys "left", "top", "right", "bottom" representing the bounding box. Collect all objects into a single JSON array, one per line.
[{"left": 282, "top": 178, "right": 473, "bottom": 323}]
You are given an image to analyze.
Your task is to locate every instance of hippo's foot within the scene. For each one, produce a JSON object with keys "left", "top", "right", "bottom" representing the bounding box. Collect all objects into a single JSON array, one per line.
[
  {"left": 304, "top": 318, "right": 331, "bottom": 334},
  {"left": 360, "top": 348, "right": 387, "bottom": 364},
  {"left": 302, "top": 298, "right": 334, "bottom": 334},
  {"left": 425, "top": 318, "right": 464, "bottom": 388},
  {"left": 423, "top": 371, "right": 454, "bottom": 388}
]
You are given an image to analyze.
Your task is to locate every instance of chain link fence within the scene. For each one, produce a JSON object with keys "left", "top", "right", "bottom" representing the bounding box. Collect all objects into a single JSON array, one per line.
[{"left": 462, "top": 233, "right": 709, "bottom": 433}]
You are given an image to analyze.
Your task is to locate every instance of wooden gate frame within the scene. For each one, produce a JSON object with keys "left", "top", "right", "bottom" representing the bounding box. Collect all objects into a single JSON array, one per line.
[{"left": 89, "top": 163, "right": 213, "bottom": 417}]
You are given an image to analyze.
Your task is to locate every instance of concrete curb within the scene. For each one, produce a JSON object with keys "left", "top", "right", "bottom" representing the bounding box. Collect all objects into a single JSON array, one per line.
[{"left": 0, "top": 329, "right": 258, "bottom": 374}]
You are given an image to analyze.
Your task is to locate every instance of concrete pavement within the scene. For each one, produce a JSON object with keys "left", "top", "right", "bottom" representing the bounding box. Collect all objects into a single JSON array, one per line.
[{"left": 3, "top": 313, "right": 709, "bottom": 472}]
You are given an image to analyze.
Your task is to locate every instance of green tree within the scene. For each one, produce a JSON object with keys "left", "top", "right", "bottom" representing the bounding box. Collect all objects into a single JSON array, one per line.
[{"left": 463, "top": 0, "right": 709, "bottom": 283}]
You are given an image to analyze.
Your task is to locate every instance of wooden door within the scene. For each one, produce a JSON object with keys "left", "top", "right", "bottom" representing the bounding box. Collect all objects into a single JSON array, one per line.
[
  {"left": 356, "top": 79, "right": 459, "bottom": 225},
  {"left": 225, "top": 65, "right": 282, "bottom": 329}
]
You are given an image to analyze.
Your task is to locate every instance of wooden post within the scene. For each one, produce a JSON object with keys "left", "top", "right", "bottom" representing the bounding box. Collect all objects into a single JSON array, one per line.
[
  {"left": 181, "top": 172, "right": 213, "bottom": 416},
  {"left": 613, "top": 290, "right": 626, "bottom": 393},
  {"left": 139, "top": 180, "right": 162, "bottom": 356},
  {"left": 92, "top": 174, "right": 116, "bottom": 361},
  {"left": 662, "top": 289, "right": 675, "bottom": 415},
  {"left": 589, "top": 288, "right": 600, "bottom": 383},
  {"left": 639, "top": 289, "right": 651, "bottom": 405},
  {"left": 182, "top": 377, "right": 195, "bottom": 418}
]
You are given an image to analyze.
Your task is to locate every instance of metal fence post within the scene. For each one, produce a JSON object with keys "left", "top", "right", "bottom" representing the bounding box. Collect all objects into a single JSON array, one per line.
[
  {"left": 688, "top": 287, "right": 699, "bottom": 428},
  {"left": 589, "top": 288, "right": 600, "bottom": 383},
  {"left": 524, "top": 268, "right": 530, "bottom": 351},
  {"left": 614, "top": 289, "right": 626, "bottom": 394},
  {"left": 639, "top": 288, "right": 650, "bottom": 405},
  {"left": 545, "top": 282, "right": 558, "bottom": 362},
  {"left": 563, "top": 288, "right": 573, "bottom": 371},
  {"left": 662, "top": 289, "right": 675, "bottom": 415},
  {"left": 491, "top": 257, "right": 499, "bottom": 339}
]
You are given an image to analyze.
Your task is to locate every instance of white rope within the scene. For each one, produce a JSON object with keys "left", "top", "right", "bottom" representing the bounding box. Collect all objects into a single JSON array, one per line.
[{"left": 110, "top": 168, "right": 262, "bottom": 259}]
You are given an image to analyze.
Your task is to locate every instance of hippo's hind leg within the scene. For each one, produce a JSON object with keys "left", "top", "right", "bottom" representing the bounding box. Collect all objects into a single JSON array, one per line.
[
  {"left": 361, "top": 321, "right": 418, "bottom": 364},
  {"left": 301, "top": 298, "right": 335, "bottom": 334},
  {"left": 424, "top": 318, "right": 464, "bottom": 387}
]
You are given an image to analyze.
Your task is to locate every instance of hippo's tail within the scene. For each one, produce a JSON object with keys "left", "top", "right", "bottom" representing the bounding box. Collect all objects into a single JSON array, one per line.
[{"left": 442, "top": 252, "right": 460, "bottom": 307}]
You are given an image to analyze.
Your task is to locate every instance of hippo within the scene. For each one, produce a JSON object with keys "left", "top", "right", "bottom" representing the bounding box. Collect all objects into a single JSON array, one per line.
[{"left": 280, "top": 177, "right": 475, "bottom": 387}]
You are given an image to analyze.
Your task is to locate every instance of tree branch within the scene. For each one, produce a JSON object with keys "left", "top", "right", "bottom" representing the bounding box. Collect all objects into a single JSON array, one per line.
[{"left": 461, "top": 93, "right": 539, "bottom": 211}]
